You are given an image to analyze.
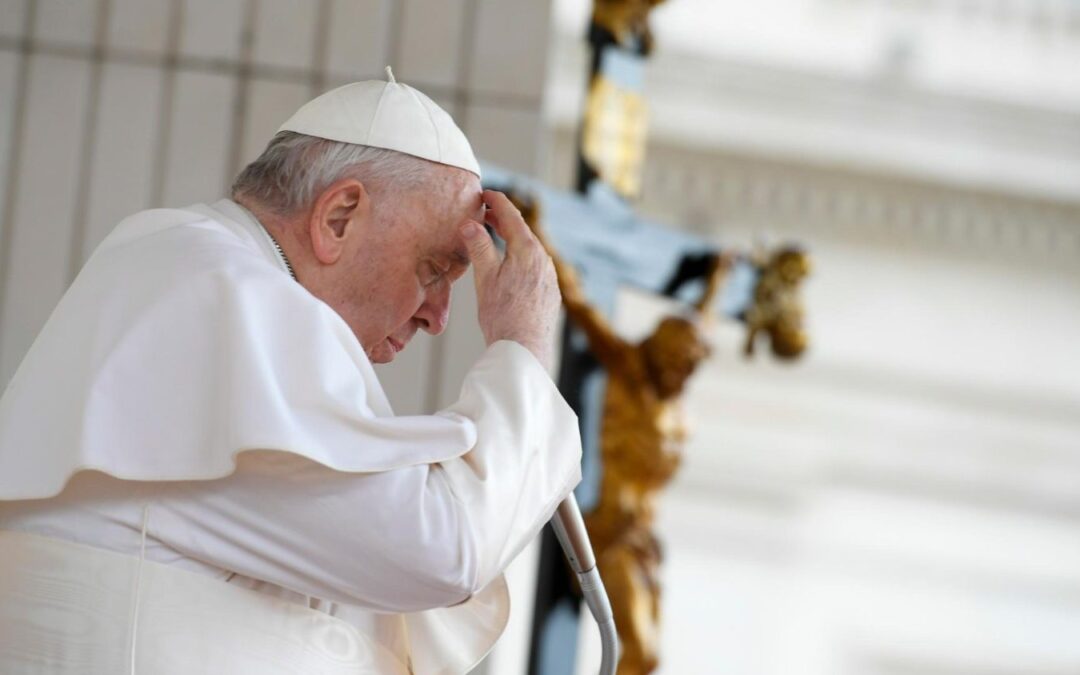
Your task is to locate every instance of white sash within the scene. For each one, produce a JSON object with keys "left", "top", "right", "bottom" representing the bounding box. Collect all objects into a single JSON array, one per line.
[{"left": 0, "top": 529, "right": 413, "bottom": 674}]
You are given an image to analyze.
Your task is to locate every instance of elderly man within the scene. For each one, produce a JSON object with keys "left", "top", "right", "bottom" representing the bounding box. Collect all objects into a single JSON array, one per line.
[{"left": 0, "top": 73, "right": 582, "bottom": 673}]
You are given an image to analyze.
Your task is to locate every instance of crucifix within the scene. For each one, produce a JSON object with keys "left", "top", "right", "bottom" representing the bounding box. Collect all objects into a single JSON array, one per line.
[
  {"left": 479, "top": 170, "right": 808, "bottom": 675},
  {"left": 483, "top": 2, "right": 810, "bottom": 674}
]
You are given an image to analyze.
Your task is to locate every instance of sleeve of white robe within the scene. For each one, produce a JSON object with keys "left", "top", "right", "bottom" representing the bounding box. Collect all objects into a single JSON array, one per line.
[{"left": 146, "top": 340, "right": 582, "bottom": 613}]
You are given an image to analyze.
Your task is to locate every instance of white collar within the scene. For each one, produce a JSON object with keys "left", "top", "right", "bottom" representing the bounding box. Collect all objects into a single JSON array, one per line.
[{"left": 200, "top": 199, "right": 295, "bottom": 280}]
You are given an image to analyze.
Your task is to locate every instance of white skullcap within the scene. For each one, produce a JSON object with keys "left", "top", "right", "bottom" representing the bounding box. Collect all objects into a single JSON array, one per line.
[{"left": 278, "top": 67, "right": 481, "bottom": 179}]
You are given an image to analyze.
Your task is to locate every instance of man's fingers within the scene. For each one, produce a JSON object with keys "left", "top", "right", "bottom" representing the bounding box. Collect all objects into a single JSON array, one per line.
[
  {"left": 460, "top": 220, "right": 499, "bottom": 278},
  {"left": 482, "top": 190, "right": 535, "bottom": 252}
]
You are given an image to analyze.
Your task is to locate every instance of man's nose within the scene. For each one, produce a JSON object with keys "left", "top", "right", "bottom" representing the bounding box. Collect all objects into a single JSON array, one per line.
[{"left": 417, "top": 285, "right": 451, "bottom": 335}]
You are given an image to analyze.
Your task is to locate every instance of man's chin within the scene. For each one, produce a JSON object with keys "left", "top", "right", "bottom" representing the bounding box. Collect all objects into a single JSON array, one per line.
[{"left": 369, "top": 337, "right": 404, "bottom": 364}]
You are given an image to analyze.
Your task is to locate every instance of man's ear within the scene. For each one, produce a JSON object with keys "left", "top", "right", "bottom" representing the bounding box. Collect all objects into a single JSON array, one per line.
[{"left": 308, "top": 178, "right": 371, "bottom": 265}]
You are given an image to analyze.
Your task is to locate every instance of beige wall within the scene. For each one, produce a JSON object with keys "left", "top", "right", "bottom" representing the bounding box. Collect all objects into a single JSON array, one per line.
[
  {"left": 0, "top": 0, "right": 554, "bottom": 415},
  {"left": 539, "top": 21, "right": 1080, "bottom": 668}
]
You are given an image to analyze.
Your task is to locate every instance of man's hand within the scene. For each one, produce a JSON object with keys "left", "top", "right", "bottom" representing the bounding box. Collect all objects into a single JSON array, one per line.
[{"left": 460, "top": 190, "right": 560, "bottom": 370}]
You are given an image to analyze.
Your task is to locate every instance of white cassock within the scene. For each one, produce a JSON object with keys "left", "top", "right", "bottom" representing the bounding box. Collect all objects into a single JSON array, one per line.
[{"left": 0, "top": 199, "right": 583, "bottom": 674}]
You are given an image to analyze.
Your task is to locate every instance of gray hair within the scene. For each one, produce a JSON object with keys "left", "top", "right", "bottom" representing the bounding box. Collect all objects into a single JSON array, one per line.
[{"left": 231, "top": 131, "right": 440, "bottom": 215}]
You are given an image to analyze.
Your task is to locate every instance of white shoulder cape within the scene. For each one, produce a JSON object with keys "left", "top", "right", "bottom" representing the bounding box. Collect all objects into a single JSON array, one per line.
[{"left": 0, "top": 200, "right": 478, "bottom": 499}]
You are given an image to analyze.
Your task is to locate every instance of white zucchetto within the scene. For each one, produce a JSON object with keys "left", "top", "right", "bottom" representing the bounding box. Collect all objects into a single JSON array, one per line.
[{"left": 278, "top": 66, "right": 481, "bottom": 179}]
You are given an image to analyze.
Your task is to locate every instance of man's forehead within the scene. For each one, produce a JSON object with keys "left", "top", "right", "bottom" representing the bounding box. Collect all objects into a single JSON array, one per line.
[
  {"left": 421, "top": 171, "right": 481, "bottom": 267},
  {"left": 445, "top": 191, "right": 483, "bottom": 267}
]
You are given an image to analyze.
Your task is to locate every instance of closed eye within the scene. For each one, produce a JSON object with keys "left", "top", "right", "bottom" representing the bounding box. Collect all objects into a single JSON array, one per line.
[{"left": 424, "top": 262, "right": 447, "bottom": 287}]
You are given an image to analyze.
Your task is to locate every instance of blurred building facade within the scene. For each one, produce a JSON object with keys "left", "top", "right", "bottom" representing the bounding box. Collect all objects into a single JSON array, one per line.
[
  {"left": 544, "top": 1, "right": 1080, "bottom": 674},
  {"left": 1, "top": 1, "right": 1080, "bottom": 674}
]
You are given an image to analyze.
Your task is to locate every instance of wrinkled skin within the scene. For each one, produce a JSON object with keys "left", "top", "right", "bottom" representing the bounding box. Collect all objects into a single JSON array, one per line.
[{"left": 239, "top": 163, "right": 559, "bottom": 369}]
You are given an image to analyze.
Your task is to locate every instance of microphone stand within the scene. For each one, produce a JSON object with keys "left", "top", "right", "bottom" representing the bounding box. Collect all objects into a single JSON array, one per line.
[{"left": 550, "top": 494, "right": 618, "bottom": 675}]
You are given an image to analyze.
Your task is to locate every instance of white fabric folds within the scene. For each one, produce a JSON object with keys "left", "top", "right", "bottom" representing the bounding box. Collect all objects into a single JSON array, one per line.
[
  {"left": 0, "top": 203, "right": 479, "bottom": 499},
  {"left": 0, "top": 529, "right": 419, "bottom": 673}
]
